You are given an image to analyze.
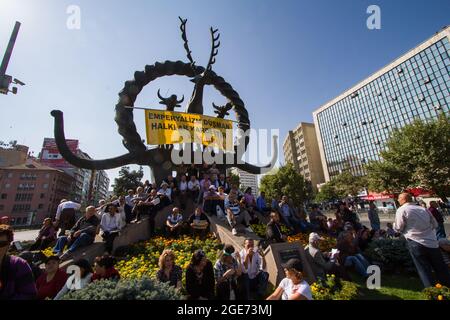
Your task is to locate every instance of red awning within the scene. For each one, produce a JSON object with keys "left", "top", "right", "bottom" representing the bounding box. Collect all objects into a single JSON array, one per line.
[{"left": 405, "top": 187, "right": 433, "bottom": 197}]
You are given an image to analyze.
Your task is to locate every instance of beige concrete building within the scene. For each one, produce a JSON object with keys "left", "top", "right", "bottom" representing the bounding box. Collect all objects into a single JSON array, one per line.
[{"left": 282, "top": 122, "right": 325, "bottom": 191}]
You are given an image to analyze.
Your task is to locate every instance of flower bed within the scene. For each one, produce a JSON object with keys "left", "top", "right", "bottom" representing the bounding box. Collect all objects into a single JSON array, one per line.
[
  {"left": 423, "top": 283, "right": 450, "bottom": 300},
  {"left": 310, "top": 274, "right": 359, "bottom": 300},
  {"left": 115, "top": 234, "right": 223, "bottom": 280}
]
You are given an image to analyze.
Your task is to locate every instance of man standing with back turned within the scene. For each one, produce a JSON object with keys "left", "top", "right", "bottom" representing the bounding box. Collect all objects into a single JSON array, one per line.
[{"left": 394, "top": 193, "right": 450, "bottom": 287}]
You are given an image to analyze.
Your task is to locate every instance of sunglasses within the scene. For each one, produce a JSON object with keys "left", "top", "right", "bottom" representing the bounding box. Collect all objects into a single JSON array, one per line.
[{"left": 0, "top": 241, "right": 10, "bottom": 248}]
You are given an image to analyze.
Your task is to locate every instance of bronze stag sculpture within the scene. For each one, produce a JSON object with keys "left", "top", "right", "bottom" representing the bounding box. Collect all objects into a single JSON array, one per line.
[{"left": 50, "top": 17, "right": 277, "bottom": 184}]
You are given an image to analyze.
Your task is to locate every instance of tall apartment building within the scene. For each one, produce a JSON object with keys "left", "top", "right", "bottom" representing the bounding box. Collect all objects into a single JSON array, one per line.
[
  {"left": 0, "top": 159, "right": 73, "bottom": 226},
  {"left": 229, "top": 167, "right": 259, "bottom": 196},
  {"left": 39, "top": 138, "right": 109, "bottom": 205},
  {"left": 313, "top": 26, "right": 450, "bottom": 181},
  {"left": 283, "top": 122, "right": 325, "bottom": 191}
]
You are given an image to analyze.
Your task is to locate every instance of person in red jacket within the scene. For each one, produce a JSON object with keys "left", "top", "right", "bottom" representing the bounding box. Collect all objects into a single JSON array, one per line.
[
  {"left": 36, "top": 256, "right": 68, "bottom": 300},
  {"left": 91, "top": 255, "right": 120, "bottom": 281}
]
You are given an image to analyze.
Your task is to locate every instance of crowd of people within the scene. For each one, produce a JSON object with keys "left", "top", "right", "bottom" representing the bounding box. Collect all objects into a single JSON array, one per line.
[{"left": 1, "top": 160, "right": 450, "bottom": 301}]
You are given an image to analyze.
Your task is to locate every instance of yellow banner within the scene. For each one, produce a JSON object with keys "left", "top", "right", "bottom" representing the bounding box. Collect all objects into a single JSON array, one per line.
[{"left": 145, "top": 109, "right": 233, "bottom": 151}]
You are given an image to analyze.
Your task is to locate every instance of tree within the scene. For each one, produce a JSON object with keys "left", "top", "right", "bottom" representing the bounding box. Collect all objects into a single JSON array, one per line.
[
  {"left": 331, "top": 171, "right": 367, "bottom": 198},
  {"left": 366, "top": 114, "right": 450, "bottom": 202},
  {"left": 314, "top": 171, "right": 367, "bottom": 203},
  {"left": 315, "top": 182, "right": 340, "bottom": 203},
  {"left": 259, "top": 163, "right": 308, "bottom": 208},
  {"left": 112, "top": 166, "right": 144, "bottom": 195}
]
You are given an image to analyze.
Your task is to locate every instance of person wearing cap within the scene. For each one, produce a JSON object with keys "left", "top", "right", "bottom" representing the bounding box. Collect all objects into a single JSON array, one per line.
[
  {"left": 188, "top": 207, "right": 210, "bottom": 238},
  {"left": 166, "top": 207, "right": 184, "bottom": 238},
  {"left": 266, "top": 258, "right": 313, "bottom": 300},
  {"left": 185, "top": 249, "right": 215, "bottom": 300},
  {"left": 0, "top": 225, "right": 37, "bottom": 300},
  {"left": 36, "top": 255, "right": 68, "bottom": 300},
  {"left": 158, "top": 181, "right": 172, "bottom": 206},
  {"left": 54, "top": 258, "right": 93, "bottom": 299},
  {"left": 239, "top": 239, "right": 269, "bottom": 299},
  {"left": 0, "top": 216, "right": 10, "bottom": 225},
  {"left": 214, "top": 244, "right": 244, "bottom": 300}
]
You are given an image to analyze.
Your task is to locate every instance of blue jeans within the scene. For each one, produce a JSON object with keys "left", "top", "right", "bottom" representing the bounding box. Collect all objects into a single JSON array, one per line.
[
  {"left": 241, "top": 271, "right": 269, "bottom": 299},
  {"left": 436, "top": 223, "right": 447, "bottom": 240},
  {"left": 406, "top": 239, "right": 450, "bottom": 288},
  {"left": 53, "top": 233, "right": 94, "bottom": 254},
  {"left": 344, "top": 254, "right": 370, "bottom": 277}
]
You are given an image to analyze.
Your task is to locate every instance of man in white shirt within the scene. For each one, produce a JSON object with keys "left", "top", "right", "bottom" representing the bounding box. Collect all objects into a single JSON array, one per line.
[
  {"left": 100, "top": 203, "right": 123, "bottom": 254},
  {"left": 394, "top": 192, "right": 450, "bottom": 287},
  {"left": 54, "top": 199, "right": 82, "bottom": 237},
  {"left": 239, "top": 239, "right": 268, "bottom": 299}
]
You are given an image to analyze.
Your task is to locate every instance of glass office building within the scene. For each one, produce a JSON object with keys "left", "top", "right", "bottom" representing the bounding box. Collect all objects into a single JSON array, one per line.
[{"left": 313, "top": 26, "right": 450, "bottom": 182}]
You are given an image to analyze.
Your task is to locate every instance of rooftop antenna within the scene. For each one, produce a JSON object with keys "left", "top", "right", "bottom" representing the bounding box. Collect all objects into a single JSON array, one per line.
[{"left": 1, "top": 21, "right": 25, "bottom": 95}]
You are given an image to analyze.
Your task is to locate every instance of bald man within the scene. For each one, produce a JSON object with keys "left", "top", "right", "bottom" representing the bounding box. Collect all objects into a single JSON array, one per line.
[{"left": 394, "top": 193, "right": 450, "bottom": 287}]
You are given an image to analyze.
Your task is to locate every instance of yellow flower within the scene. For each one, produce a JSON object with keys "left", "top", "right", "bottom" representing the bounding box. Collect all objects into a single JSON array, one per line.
[
  {"left": 437, "top": 295, "right": 443, "bottom": 300},
  {"left": 435, "top": 283, "right": 442, "bottom": 289}
]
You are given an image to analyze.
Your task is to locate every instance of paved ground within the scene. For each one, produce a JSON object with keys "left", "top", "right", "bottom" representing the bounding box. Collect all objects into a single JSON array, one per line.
[
  {"left": 325, "top": 211, "right": 450, "bottom": 236},
  {"left": 13, "top": 212, "right": 450, "bottom": 242},
  {"left": 14, "top": 229, "right": 39, "bottom": 242}
]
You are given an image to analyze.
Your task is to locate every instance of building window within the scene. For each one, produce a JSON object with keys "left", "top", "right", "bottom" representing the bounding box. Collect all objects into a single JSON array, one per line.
[
  {"left": 7, "top": 173, "right": 13, "bottom": 178},
  {"left": 1, "top": 194, "right": 6, "bottom": 199},
  {"left": 38, "top": 204, "right": 44, "bottom": 209},
  {"left": 5, "top": 184, "right": 10, "bottom": 189},
  {"left": 40, "top": 193, "right": 45, "bottom": 199},
  {"left": 43, "top": 183, "right": 49, "bottom": 189},
  {"left": 0, "top": 205, "right": 4, "bottom": 211}
]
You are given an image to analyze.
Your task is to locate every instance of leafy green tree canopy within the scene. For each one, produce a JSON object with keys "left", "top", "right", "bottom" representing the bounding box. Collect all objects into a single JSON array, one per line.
[
  {"left": 112, "top": 166, "right": 144, "bottom": 195},
  {"left": 366, "top": 114, "right": 450, "bottom": 202}
]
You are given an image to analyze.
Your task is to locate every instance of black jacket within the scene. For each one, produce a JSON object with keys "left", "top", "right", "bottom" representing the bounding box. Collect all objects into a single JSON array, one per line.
[
  {"left": 185, "top": 260, "right": 215, "bottom": 300},
  {"left": 266, "top": 221, "right": 284, "bottom": 243}
]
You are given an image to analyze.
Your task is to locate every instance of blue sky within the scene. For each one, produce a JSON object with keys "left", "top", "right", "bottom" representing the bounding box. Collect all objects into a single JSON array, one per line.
[{"left": 1, "top": 0, "right": 449, "bottom": 188}]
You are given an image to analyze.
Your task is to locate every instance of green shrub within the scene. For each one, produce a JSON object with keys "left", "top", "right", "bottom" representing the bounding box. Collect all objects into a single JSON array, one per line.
[
  {"left": 423, "top": 284, "right": 450, "bottom": 300},
  {"left": 62, "top": 277, "right": 184, "bottom": 300},
  {"left": 310, "top": 274, "right": 359, "bottom": 300},
  {"left": 364, "top": 238, "right": 415, "bottom": 273}
]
